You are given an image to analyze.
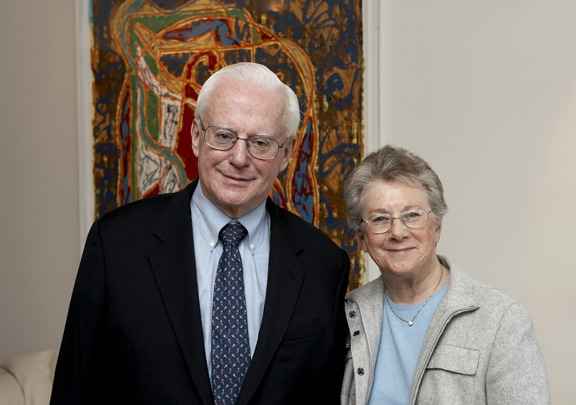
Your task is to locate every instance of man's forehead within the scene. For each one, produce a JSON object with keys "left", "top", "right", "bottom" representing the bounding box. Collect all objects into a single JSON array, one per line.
[
  {"left": 203, "top": 85, "right": 285, "bottom": 128},
  {"left": 210, "top": 76, "right": 283, "bottom": 101}
]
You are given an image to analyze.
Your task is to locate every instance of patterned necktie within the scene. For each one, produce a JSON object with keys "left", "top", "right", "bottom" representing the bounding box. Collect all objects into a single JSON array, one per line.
[{"left": 211, "top": 222, "right": 250, "bottom": 405}]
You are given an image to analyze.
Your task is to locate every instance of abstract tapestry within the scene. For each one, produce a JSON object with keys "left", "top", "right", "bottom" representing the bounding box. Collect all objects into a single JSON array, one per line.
[{"left": 91, "top": 0, "right": 364, "bottom": 287}]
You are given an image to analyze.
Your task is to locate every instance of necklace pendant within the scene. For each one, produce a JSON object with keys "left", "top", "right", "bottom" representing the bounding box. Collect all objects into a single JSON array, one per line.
[{"left": 407, "top": 320, "right": 414, "bottom": 327}]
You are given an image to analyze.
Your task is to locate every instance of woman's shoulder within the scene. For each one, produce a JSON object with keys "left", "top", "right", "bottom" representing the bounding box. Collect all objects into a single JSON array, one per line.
[
  {"left": 449, "top": 267, "right": 519, "bottom": 310},
  {"left": 447, "top": 266, "right": 535, "bottom": 331},
  {"left": 345, "top": 276, "right": 383, "bottom": 304}
]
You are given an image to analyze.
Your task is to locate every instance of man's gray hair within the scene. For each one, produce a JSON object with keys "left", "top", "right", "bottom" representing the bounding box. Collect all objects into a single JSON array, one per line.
[
  {"left": 344, "top": 145, "right": 448, "bottom": 233},
  {"left": 196, "top": 62, "right": 301, "bottom": 137}
]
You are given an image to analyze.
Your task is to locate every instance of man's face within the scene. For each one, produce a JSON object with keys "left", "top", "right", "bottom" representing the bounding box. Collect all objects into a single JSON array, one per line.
[{"left": 192, "top": 78, "right": 292, "bottom": 218}]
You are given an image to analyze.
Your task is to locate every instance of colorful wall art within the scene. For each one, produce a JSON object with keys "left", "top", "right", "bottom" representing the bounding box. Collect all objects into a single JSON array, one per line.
[{"left": 91, "top": 0, "right": 364, "bottom": 287}]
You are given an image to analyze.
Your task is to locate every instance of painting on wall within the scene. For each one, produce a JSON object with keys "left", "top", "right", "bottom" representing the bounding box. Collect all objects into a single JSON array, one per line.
[{"left": 91, "top": 0, "right": 364, "bottom": 287}]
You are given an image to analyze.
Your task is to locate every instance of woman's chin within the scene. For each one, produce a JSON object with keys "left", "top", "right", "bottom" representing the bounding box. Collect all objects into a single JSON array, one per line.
[
  {"left": 379, "top": 260, "right": 417, "bottom": 276},
  {"left": 378, "top": 255, "right": 434, "bottom": 278}
]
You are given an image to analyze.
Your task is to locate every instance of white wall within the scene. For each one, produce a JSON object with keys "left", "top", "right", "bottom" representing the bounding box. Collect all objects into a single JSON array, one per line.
[
  {"left": 0, "top": 1, "right": 79, "bottom": 355},
  {"left": 365, "top": 1, "right": 576, "bottom": 402}
]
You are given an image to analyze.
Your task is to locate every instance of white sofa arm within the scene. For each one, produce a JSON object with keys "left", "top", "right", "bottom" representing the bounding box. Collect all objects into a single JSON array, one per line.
[
  {"left": 0, "top": 350, "right": 56, "bottom": 405},
  {"left": 0, "top": 366, "right": 24, "bottom": 405}
]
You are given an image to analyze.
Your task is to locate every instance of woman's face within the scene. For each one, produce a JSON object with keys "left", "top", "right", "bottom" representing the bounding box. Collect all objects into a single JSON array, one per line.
[{"left": 358, "top": 180, "right": 441, "bottom": 278}]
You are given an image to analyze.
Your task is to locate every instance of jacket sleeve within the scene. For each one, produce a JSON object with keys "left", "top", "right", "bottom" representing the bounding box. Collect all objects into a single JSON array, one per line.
[
  {"left": 50, "top": 221, "right": 108, "bottom": 405},
  {"left": 325, "top": 249, "right": 351, "bottom": 404},
  {"left": 485, "top": 302, "right": 550, "bottom": 405}
]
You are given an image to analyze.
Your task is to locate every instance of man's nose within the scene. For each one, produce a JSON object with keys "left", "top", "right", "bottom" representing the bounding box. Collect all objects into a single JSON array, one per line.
[{"left": 229, "top": 138, "right": 250, "bottom": 166}]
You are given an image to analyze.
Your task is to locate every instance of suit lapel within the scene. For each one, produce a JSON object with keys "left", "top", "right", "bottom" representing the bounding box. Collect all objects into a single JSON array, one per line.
[
  {"left": 147, "top": 182, "right": 214, "bottom": 405},
  {"left": 238, "top": 201, "right": 306, "bottom": 405}
]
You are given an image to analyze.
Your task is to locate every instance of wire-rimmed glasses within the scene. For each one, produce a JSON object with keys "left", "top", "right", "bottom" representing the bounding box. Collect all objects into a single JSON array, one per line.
[
  {"left": 361, "top": 207, "right": 432, "bottom": 234},
  {"left": 197, "top": 119, "right": 287, "bottom": 160}
]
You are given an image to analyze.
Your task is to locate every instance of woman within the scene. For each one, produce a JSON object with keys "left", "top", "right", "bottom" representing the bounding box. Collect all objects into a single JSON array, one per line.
[{"left": 341, "top": 145, "right": 549, "bottom": 404}]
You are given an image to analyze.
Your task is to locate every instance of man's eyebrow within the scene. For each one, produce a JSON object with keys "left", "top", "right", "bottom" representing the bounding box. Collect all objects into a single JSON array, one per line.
[{"left": 207, "top": 124, "right": 276, "bottom": 138}]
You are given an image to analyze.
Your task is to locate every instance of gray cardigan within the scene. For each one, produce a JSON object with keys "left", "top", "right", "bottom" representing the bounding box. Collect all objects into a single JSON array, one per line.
[{"left": 341, "top": 263, "right": 550, "bottom": 405}]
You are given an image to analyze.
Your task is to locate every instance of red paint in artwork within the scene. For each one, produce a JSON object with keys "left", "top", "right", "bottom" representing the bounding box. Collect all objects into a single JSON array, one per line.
[
  {"left": 118, "top": 88, "right": 132, "bottom": 204},
  {"left": 177, "top": 102, "right": 198, "bottom": 181},
  {"left": 144, "top": 182, "right": 160, "bottom": 199}
]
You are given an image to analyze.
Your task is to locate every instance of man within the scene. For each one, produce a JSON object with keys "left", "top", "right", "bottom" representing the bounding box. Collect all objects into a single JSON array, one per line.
[{"left": 50, "top": 63, "right": 350, "bottom": 405}]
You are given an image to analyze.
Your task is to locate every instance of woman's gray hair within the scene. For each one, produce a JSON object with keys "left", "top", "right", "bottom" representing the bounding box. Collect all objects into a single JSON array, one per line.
[
  {"left": 344, "top": 145, "right": 448, "bottom": 233},
  {"left": 196, "top": 62, "right": 301, "bottom": 137}
]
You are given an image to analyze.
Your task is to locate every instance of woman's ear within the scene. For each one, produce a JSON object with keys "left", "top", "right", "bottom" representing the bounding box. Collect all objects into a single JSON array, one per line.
[
  {"left": 356, "top": 231, "right": 367, "bottom": 252},
  {"left": 433, "top": 219, "right": 442, "bottom": 245}
]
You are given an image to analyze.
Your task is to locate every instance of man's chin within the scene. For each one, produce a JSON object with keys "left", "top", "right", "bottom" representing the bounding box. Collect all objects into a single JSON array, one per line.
[{"left": 216, "top": 194, "right": 261, "bottom": 217}]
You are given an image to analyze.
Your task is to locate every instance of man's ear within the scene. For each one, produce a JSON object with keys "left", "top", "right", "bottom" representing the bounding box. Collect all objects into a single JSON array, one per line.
[
  {"left": 280, "top": 136, "right": 294, "bottom": 171},
  {"left": 191, "top": 120, "right": 200, "bottom": 158}
]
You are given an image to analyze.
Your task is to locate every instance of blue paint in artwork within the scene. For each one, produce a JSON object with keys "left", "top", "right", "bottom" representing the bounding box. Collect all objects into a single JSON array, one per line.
[
  {"left": 128, "top": 0, "right": 146, "bottom": 14},
  {"left": 122, "top": 178, "right": 130, "bottom": 204},
  {"left": 151, "top": 0, "right": 190, "bottom": 9},
  {"left": 342, "top": 1, "right": 361, "bottom": 63},
  {"left": 318, "top": 135, "right": 359, "bottom": 180},
  {"left": 163, "top": 20, "right": 239, "bottom": 46},
  {"left": 224, "top": 49, "right": 252, "bottom": 66},
  {"left": 316, "top": 64, "right": 360, "bottom": 110},
  {"left": 160, "top": 54, "right": 191, "bottom": 76},
  {"left": 270, "top": 11, "right": 304, "bottom": 40},
  {"left": 292, "top": 121, "right": 315, "bottom": 222},
  {"left": 120, "top": 97, "right": 132, "bottom": 204},
  {"left": 254, "top": 49, "right": 305, "bottom": 112},
  {"left": 121, "top": 120, "right": 129, "bottom": 138},
  {"left": 317, "top": 136, "right": 360, "bottom": 239},
  {"left": 270, "top": 192, "right": 283, "bottom": 207},
  {"left": 95, "top": 143, "right": 118, "bottom": 155},
  {"left": 326, "top": 72, "right": 343, "bottom": 94},
  {"left": 233, "top": 15, "right": 251, "bottom": 43}
]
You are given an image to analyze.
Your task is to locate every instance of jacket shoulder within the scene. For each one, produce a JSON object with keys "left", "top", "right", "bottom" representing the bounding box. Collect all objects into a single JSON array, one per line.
[
  {"left": 96, "top": 193, "right": 176, "bottom": 229},
  {"left": 346, "top": 276, "right": 382, "bottom": 303},
  {"left": 92, "top": 185, "right": 193, "bottom": 240},
  {"left": 451, "top": 270, "right": 519, "bottom": 310}
]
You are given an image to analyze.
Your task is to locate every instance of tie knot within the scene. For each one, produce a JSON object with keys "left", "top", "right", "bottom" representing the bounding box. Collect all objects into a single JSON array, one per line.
[{"left": 219, "top": 222, "right": 247, "bottom": 248}]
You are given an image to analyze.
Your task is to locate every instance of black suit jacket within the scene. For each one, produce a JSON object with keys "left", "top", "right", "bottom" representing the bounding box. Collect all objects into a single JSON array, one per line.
[{"left": 50, "top": 182, "right": 350, "bottom": 404}]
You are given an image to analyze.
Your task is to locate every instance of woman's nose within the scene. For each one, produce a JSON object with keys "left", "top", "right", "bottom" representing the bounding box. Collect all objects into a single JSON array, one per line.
[{"left": 388, "top": 217, "right": 409, "bottom": 239}]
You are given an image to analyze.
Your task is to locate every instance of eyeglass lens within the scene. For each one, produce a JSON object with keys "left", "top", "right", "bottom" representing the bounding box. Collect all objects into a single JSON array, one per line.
[
  {"left": 204, "top": 126, "right": 280, "bottom": 160},
  {"left": 365, "top": 209, "right": 429, "bottom": 233}
]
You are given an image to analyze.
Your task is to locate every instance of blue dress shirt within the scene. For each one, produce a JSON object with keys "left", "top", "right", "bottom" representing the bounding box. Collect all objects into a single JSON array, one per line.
[{"left": 191, "top": 184, "right": 270, "bottom": 377}]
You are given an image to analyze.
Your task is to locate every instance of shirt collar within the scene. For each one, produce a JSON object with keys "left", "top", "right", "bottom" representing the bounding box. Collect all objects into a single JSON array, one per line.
[{"left": 191, "top": 183, "right": 268, "bottom": 249}]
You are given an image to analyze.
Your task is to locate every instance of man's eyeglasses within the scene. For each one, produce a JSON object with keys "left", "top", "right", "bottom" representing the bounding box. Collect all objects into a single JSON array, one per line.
[
  {"left": 361, "top": 208, "right": 432, "bottom": 234},
  {"left": 197, "top": 120, "right": 287, "bottom": 160}
]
